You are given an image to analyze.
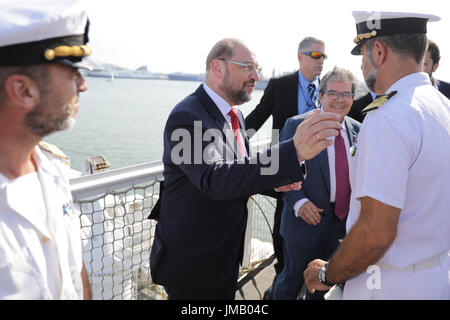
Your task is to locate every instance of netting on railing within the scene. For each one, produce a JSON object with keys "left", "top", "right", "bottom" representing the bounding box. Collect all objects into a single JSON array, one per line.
[
  {"left": 74, "top": 179, "right": 277, "bottom": 300},
  {"left": 238, "top": 194, "right": 277, "bottom": 286},
  {"left": 76, "top": 181, "right": 166, "bottom": 300}
]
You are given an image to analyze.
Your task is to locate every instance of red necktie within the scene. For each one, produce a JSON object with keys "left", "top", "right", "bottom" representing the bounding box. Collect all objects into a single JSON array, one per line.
[
  {"left": 228, "top": 108, "right": 245, "bottom": 158},
  {"left": 334, "top": 129, "right": 351, "bottom": 220}
]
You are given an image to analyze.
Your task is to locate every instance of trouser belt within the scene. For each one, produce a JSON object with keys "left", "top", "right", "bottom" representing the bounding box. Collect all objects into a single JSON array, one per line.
[{"left": 377, "top": 251, "right": 449, "bottom": 272}]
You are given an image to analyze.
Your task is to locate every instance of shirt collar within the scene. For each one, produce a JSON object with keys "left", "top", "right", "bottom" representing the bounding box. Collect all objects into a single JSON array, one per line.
[
  {"left": 203, "top": 83, "right": 233, "bottom": 120},
  {"left": 386, "top": 72, "right": 431, "bottom": 94},
  {"left": 0, "top": 145, "right": 58, "bottom": 188},
  {"left": 33, "top": 145, "right": 60, "bottom": 178},
  {"left": 298, "top": 70, "right": 319, "bottom": 88},
  {"left": 432, "top": 78, "right": 439, "bottom": 89}
]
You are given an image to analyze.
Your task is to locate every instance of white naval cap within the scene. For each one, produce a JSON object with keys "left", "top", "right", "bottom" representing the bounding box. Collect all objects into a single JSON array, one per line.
[
  {"left": 0, "top": 0, "right": 93, "bottom": 70},
  {"left": 351, "top": 11, "right": 441, "bottom": 55}
]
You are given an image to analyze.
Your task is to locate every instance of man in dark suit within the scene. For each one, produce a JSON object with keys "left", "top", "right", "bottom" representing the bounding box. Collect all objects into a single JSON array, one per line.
[
  {"left": 149, "top": 38, "right": 341, "bottom": 300},
  {"left": 273, "top": 67, "right": 361, "bottom": 300},
  {"left": 347, "top": 91, "right": 375, "bottom": 123},
  {"left": 423, "top": 39, "right": 450, "bottom": 100},
  {"left": 244, "top": 37, "right": 327, "bottom": 295}
]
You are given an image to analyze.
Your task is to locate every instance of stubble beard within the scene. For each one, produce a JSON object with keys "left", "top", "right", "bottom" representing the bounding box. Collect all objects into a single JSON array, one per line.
[
  {"left": 364, "top": 52, "right": 379, "bottom": 93},
  {"left": 24, "top": 86, "right": 77, "bottom": 137}
]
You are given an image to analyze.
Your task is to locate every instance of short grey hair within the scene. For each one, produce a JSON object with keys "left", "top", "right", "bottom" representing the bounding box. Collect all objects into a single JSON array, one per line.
[
  {"left": 205, "top": 38, "right": 241, "bottom": 72},
  {"left": 298, "top": 37, "right": 325, "bottom": 53},
  {"left": 0, "top": 65, "right": 49, "bottom": 102},
  {"left": 365, "top": 33, "right": 427, "bottom": 64},
  {"left": 319, "top": 66, "right": 357, "bottom": 95}
]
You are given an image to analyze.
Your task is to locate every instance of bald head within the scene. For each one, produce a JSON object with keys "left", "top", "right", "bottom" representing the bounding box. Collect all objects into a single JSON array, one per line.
[
  {"left": 205, "top": 38, "right": 249, "bottom": 72},
  {"left": 204, "top": 38, "right": 259, "bottom": 106}
]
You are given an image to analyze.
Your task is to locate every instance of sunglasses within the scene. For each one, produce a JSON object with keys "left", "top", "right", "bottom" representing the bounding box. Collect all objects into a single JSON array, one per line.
[{"left": 301, "top": 51, "right": 328, "bottom": 60}]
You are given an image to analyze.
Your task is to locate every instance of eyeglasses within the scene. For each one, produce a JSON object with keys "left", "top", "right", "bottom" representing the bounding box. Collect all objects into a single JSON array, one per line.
[
  {"left": 301, "top": 51, "right": 328, "bottom": 60},
  {"left": 325, "top": 90, "right": 354, "bottom": 100},
  {"left": 218, "top": 58, "right": 262, "bottom": 74}
]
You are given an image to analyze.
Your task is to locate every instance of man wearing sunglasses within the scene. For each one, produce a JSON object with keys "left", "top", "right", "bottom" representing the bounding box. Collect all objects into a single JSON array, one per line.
[
  {"left": 273, "top": 67, "right": 360, "bottom": 300},
  {"left": 244, "top": 36, "right": 327, "bottom": 300},
  {"left": 149, "top": 38, "right": 341, "bottom": 299}
]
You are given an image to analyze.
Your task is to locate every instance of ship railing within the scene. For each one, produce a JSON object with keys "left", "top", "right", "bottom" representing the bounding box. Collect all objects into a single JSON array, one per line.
[{"left": 70, "top": 137, "right": 276, "bottom": 300}]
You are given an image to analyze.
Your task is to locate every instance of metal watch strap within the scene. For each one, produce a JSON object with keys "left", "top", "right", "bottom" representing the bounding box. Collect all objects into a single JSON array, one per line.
[{"left": 319, "top": 263, "right": 336, "bottom": 286}]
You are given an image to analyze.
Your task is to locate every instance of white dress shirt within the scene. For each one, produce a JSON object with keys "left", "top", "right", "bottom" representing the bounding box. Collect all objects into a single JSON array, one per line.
[
  {"left": 203, "top": 83, "right": 248, "bottom": 157},
  {"left": 294, "top": 121, "right": 351, "bottom": 216}
]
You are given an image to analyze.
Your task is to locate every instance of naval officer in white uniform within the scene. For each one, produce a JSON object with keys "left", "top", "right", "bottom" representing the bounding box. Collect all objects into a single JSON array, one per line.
[
  {"left": 0, "top": 0, "right": 93, "bottom": 299},
  {"left": 304, "top": 11, "right": 450, "bottom": 299}
]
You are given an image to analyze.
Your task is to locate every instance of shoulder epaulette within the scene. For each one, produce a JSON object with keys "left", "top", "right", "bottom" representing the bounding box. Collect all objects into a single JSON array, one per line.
[
  {"left": 38, "top": 141, "right": 69, "bottom": 160},
  {"left": 362, "top": 91, "right": 397, "bottom": 114}
]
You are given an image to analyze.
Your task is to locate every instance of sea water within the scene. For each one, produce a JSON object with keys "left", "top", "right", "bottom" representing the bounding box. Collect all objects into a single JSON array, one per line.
[{"left": 46, "top": 77, "right": 271, "bottom": 171}]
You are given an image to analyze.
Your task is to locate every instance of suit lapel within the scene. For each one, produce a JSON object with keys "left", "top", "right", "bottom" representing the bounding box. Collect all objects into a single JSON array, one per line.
[
  {"left": 344, "top": 117, "right": 357, "bottom": 147},
  {"left": 195, "top": 85, "right": 246, "bottom": 159},
  {"left": 288, "top": 72, "right": 299, "bottom": 116},
  {"left": 317, "top": 149, "right": 331, "bottom": 195},
  {"left": 237, "top": 110, "right": 249, "bottom": 155}
]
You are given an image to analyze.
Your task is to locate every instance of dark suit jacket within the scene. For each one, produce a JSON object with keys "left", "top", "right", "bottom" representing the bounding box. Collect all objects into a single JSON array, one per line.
[
  {"left": 279, "top": 112, "right": 361, "bottom": 250},
  {"left": 437, "top": 79, "right": 450, "bottom": 100},
  {"left": 150, "top": 85, "right": 305, "bottom": 291},
  {"left": 245, "top": 71, "right": 299, "bottom": 136},
  {"left": 348, "top": 92, "right": 373, "bottom": 123}
]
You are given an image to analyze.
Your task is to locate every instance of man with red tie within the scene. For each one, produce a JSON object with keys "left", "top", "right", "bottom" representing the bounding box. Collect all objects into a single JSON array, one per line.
[
  {"left": 273, "top": 67, "right": 361, "bottom": 300},
  {"left": 149, "top": 38, "right": 342, "bottom": 299}
]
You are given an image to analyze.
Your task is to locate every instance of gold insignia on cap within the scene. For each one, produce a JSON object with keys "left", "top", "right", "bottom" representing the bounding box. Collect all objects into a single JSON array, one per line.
[
  {"left": 44, "top": 45, "right": 92, "bottom": 61},
  {"left": 362, "top": 91, "right": 397, "bottom": 114},
  {"left": 354, "top": 30, "right": 377, "bottom": 44}
]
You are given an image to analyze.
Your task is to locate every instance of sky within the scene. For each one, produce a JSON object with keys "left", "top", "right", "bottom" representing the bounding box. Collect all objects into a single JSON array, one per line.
[{"left": 85, "top": 0, "right": 450, "bottom": 81}]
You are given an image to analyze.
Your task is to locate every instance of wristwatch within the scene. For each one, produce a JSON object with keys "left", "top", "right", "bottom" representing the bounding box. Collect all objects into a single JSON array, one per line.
[{"left": 318, "top": 263, "right": 336, "bottom": 286}]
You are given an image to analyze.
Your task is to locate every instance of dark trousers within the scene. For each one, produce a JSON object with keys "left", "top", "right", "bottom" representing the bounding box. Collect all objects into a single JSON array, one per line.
[
  {"left": 272, "top": 199, "right": 285, "bottom": 275},
  {"left": 273, "top": 212, "right": 346, "bottom": 300}
]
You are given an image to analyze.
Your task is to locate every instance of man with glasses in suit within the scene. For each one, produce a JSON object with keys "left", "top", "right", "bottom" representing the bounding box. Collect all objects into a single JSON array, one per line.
[
  {"left": 149, "top": 38, "right": 341, "bottom": 300},
  {"left": 244, "top": 37, "right": 327, "bottom": 299},
  {"left": 273, "top": 67, "right": 360, "bottom": 300}
]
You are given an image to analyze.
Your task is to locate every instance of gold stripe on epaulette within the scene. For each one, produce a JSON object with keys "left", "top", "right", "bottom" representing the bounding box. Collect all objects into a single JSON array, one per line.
[
  {"left": 38, "top": 141, "right": 69, "bottom": 160},
  {"left": 44, "top": 45, "right": 92, "bottom": 61},
  {"left": 362, "top": 91, "right": 397, "bottom": 115}
]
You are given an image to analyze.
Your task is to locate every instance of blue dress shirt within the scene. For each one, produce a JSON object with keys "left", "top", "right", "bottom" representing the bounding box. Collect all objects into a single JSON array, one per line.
[{"left": 297, "top": 70, "right": 320, "bottom": 115}]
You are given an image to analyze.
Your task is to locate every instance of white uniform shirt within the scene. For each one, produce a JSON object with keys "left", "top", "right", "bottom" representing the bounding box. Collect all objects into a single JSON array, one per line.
[
  {"left": 344, "top": 72, "right": 450, "bottom": 299},
  {"left": 0, "top": 146, "right": 83, "bottom": 299}
]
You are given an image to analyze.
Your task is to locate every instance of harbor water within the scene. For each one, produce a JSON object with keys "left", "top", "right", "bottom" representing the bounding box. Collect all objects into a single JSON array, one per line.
[
  {"left": 46, "top": 78, "right": 278, "bottom": 300},
  {"left": 46, "top": 77, "right": 272, "bottom": 172}
]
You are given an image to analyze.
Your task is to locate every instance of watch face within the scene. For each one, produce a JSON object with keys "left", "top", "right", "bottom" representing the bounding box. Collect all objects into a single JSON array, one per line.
[{"left": 319, "top": 266, "right": 326, "bottom": 283}]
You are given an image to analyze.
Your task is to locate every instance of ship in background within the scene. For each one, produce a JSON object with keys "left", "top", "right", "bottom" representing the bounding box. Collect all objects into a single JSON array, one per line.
[
  {"left": 82, "top": 59, "right": 269, "bottom": 90},
  {"left": 82, "top": 61, "right": 368, "bottom": 95},
  {"left": 167, "top": 72, "right": 269, "bottom": 91},
  {"left": 83, "top": 61, "right": 169, "bottom": 80}
]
